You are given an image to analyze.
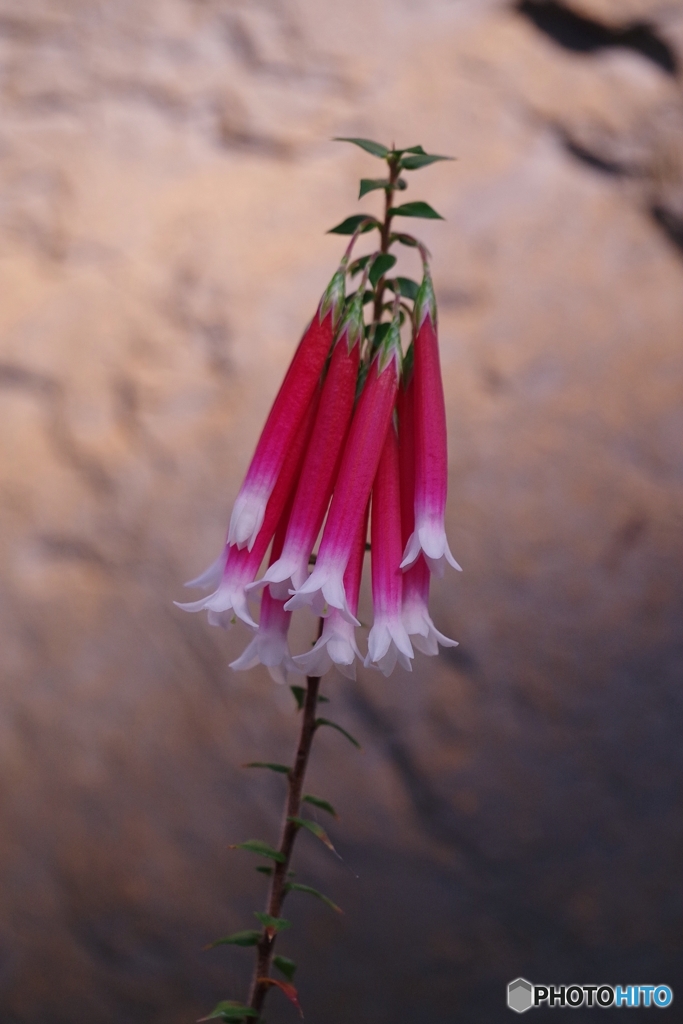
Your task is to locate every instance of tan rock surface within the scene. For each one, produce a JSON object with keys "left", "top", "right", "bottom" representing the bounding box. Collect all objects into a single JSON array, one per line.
[{"left": 1, "top": 1, "right": 682, "bottom": 1021}]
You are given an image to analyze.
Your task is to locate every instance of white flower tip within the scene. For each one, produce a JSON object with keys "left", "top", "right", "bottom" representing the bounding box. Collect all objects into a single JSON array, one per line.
[
  {"left": 183, "top": 550, "right": 227, "bottom": 590},
  {"left": 174, "top": 597, "right": 208, "bottom": 613},
  {"left": 267, "top": 664, "right": 288, "bottom": 685}
]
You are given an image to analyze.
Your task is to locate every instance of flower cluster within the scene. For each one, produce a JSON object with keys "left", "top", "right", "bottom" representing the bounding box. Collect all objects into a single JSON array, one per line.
[{"left": 177, "top": 140, "right": 460, "bottom": 681}]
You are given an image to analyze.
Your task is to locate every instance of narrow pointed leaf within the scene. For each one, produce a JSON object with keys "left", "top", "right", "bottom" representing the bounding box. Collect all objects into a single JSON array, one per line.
[
  {"left": 369, "top": 253, "right": 397, "bottom": 287},
  {"left": 290, "top": 685, "right": 306, "bottom": 710},
  {"left": 334, "top": 137, "right": 389, "bottom": 158},
  {"left": 257, "top": 977, "right": 303, "bottom": 1017},
  {"left": 327, "top": 214, "right": 379, "bottom": 236},
  {"left": 273, "top": 955, "right": 297, "bottom": 982},
  {"left": 287, "top": 816, "right": 337, "bottom": 853},
  {"left": 197, "top": 1001, "right": 259, "bottom": 1021},
  {"left": 402, "top": 145, "right": 427, "bottom": 155},
  {"left": 243, "top": 762, "right": 290, "bottom": 775},
  {"left": 302, "top": 794, "right": 338, "bottom": 818},
  {"left": 291, "top": 685, "right": 329, "bottom": 709},
  {"left": 387, "top": 276, "right": 420, "bottom": 301},
  {"left": 401, "top": 153, "right": 453, "bottom": 170},
  {"left": 287, "top": 882, "right": 343, "bottom": 914},
  {"left": 255, "top": 865, "right": 273, "bottom": 876},
  {"left": 391, "top": 201, "right": 444, "bottom": 220},
  {"left": 254, "top": 912, "right": 291, "bottom": 933},
  {"left": 203, "top": 930, "right": 261, "bottom": 950},
  {"left": 230, "top": 840, "right": 286, "bottom": 863},
  {"left": 359, "top": 177, "right": 390, "bottom": 198},
  {"left": 315, "top": 717, "right": 361, "bottom": 748}
]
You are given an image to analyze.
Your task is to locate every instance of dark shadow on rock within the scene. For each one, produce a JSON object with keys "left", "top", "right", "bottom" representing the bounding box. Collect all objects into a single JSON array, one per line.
[
  {"left": 516, "top": 1, "right": 678, "bottom": 76},
  {"left": 651, "top": 204, "right": 683, "bottom": 255}
]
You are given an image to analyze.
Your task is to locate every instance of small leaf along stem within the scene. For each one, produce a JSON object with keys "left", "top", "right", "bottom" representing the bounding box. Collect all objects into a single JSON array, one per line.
[{"left": 247, "top": 623, "right": 324, "bottom": 1018}]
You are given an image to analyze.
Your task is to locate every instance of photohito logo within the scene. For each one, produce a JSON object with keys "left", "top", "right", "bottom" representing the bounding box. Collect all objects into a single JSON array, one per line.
[{"left": 507, "top": 979, "right": 673, "bottom": 1012}]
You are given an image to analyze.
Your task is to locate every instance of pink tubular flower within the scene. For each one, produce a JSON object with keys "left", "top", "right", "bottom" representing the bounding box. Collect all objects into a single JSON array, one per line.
[
  {"left": 176, "top": 390, "right": 320, "bottom": 628},
  {"left": 230, "top": 497, "right": 299, "bottom": 684},
  {"left": 227, "top": 264, "right": 346, "bottom": 551},
  {"left": 399, "top": 367, "right": 458, "bottom": 655},
  {"left": 248, "top": 287, "right": 364, "bottom": 601},
  {"left": 400, "top": 267, "right": 461, "bottom": 578},
  {"left": 285, "top": 316, "right": 402, "bottom": 624},
  {"left": 293, "top": 503, "right": 369, "bottom": 680},
  {"left": 364, "top": 419, "right": 414, "bottom": 676}
]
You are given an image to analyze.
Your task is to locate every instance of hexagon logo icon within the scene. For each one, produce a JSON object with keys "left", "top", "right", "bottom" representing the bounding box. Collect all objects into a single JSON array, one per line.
[{"left": 508, "top": 978, "right": 534, "bottom": 1013}]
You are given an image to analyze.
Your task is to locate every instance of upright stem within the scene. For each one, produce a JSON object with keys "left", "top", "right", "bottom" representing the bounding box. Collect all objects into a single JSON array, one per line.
[
  {"left": 372, "top": 156, "right": 401, "bottom": 327},
  {"left": 247, "top": 640, "right": 323, "bottom": 1017}
]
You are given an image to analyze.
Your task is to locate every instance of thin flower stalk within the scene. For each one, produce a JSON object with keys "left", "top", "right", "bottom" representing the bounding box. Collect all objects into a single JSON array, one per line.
[
  {"left": 365, "top": 418, "right": 414, "bottom": 676},
  {"left": 285, "top": 317, "right": 402, "bottom": 623},
  {"left": 293, "top": 502, "right": 369, "bottom": 680},
  {"left": 400, "top": 264, "right": 461, "bottom": 578}
]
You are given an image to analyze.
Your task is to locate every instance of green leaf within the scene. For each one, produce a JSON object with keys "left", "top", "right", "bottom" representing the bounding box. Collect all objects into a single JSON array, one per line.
[
  {"left": 302, "top": 794, "right": 338, "bottom": 818},
  {"left": 255, "top": 865, "right": 273, "bottom": 876},
  {"left": 369, "top": 253, "right": 397, "bottom": 287},
  {"left": 287, "top": 817, "right": 338, "bottom": 854},
  {"left": 390, "top": 201, "right": 444, "bottom": 220},
  {"left": 290, "top": 685, "right": 306, "bottom": 710},
  {"left": 400, "top": 153, "right": 453, "bottom": 170},
  {"left": 359, "top": 177, "right": 390, "bottom": 198},
  {"left": 204, "top": 930, "right": 261, "bottom": 950},
  {"left": 402, "top": 145, "right": 427, "bottom": 155},
  {"left": 291, "top": 685, "right": 329, "bottom": 709},
  {"left": 315, "top": 717, "right": 361, "bottom": 748},
  {"left": 388, "top": 276, "right": 420, "bottom": 301},
  {"left": 257, "top": 978, "right": 303, "bottom": 1017},
  {"left": 287, "top": 882, "right": 343, "bottom": 914},
  {"left": 254, "top": 912, "right": 291, "bottom": 933},
  {"left": 198, "top": 1001, "right": 259, "bottom": 1021},
  {"left": 230, "top": 840, "right": 286, "bottom": 863},
  {"left": 243, "top": 762, "right": 290, "bottom": 774},
  {"left": 333, "top": 137, "right": 389, "bottom": 158},
  {"left": 273, "top": 955, "right": 297, "bottom": 982},
  {"left": 327, "top": 214, "right": 379, "bottom": 235}
]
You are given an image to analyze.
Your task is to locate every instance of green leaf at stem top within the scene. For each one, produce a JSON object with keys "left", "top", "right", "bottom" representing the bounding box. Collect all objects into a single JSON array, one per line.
[
  {"left": 333, "top": 137, "right": 390, "bottom": 158},
  {"left": 327, "top": 213, "right": 379, "bottom": 235},
  {"left": 315, "top": 717, "right": 361, "bottom": 748},
  {"left": 230, "top": 840, "right": 286, "bottom": 863},
  {"left": 273, "top": 955, "right": 297, "bottom": 982},
  {"left": 369, "top": 253, "right": 397, "bottom": 287},
  {"left": 401, "top": 153, "right": 453, "bottom": 170},
  {"left": 203, "top": 930, "right": 261, "bottom": 950},
  {"left": 359, "top": 177, "right": 390, "bottom": 198},
  {"left": 391, "top": 201, "right": 444, "bottom": 220}
]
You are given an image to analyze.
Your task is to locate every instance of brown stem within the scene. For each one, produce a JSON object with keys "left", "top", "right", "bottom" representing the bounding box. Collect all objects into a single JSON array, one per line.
[
  {"left": 372, "top": 155, "right": 401, "bottom": 327},
  {"left": 247, "top": 623, "right": 324, "bottom": 1018}
]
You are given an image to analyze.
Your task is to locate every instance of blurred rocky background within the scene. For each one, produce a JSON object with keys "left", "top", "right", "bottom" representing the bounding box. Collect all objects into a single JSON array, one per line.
[{"left": 1, "top": 0, "right": 683, "bottom": 1021}]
